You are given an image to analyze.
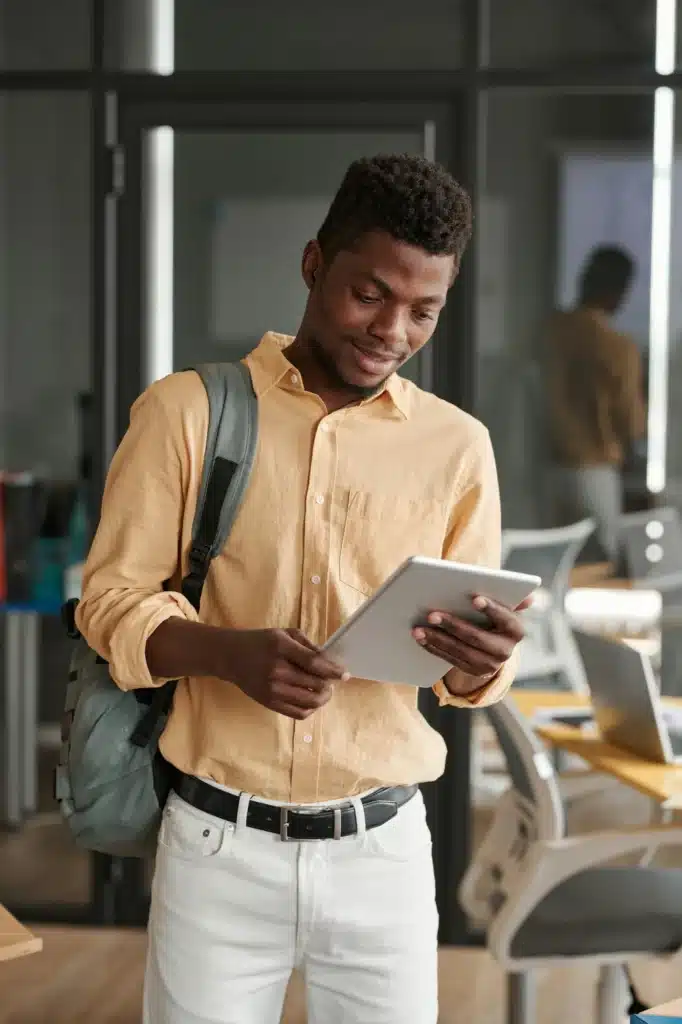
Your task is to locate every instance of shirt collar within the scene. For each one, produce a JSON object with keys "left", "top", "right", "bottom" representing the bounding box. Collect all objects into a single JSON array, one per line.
[{"left": 244, "top": 332, "right": 410, "bottom": 420}]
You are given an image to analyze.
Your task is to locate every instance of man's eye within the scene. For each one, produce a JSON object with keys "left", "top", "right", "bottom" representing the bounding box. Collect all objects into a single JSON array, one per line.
[
  {"left": 415, "top": 310, "right": 435, "bottom": 322},
  {"left": 354, "top": 290, "right": 379, "bottom": 304}
]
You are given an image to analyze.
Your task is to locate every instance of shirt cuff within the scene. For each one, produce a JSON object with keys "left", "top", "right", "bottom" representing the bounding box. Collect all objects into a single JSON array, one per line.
[
  {"left": 108, "top": 591, "right": 201, "bottom": 690},
  {"left": 433, "top": 650, "right": 518, "bottom": 709}
]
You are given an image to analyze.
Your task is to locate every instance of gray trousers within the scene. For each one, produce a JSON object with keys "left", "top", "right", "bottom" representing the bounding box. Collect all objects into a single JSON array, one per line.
[{"left": 552, "top": 465, "right": 622, "bottom": 562}]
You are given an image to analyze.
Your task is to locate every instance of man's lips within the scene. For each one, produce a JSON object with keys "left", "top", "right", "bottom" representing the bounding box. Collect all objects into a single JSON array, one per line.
[{"left": 350, "top": 341, "right": 401, "bottom": 374}]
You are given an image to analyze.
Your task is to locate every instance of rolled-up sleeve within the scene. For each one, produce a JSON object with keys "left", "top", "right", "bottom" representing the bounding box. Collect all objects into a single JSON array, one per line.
[
  {"left": 432, "top": 427, "right": 518, "bottom": 709},
  {"left": 75, "top": 377, "right": 204, "bottom": 691}
]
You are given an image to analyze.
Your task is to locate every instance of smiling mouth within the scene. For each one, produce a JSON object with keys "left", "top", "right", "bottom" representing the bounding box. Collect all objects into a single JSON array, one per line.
[{"left": 350, "top": 341, "right": 399, "bottom": 375}]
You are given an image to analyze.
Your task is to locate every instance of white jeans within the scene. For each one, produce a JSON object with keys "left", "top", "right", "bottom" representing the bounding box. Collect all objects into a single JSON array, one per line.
[{"left": 143, "top": 788, "right": 438, "bottom": 1024}]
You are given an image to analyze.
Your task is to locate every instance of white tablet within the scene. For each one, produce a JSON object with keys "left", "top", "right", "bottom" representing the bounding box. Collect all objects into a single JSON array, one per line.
[{"left": 323, "top": 555, "right": 541, "bottom": 688}]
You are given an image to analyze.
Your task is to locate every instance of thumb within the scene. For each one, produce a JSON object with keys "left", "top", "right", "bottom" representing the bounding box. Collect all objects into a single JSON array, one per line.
[{"left": 286, "top": 628, "right": 321, "bottom": 652}]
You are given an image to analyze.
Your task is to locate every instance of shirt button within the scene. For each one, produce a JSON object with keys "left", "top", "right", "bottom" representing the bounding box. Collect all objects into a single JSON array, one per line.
[
  {"left": 314, "top": 494, "right": 325, "bottom": 505},
  {"left": 303, "top": 734, "right": 313, "bottom": 744},
  {"left": 289, "top": 372, "right": 299, "bottom": 385},
  {"left": 310, "top": 574, "right": 321, "bottom": 585}
]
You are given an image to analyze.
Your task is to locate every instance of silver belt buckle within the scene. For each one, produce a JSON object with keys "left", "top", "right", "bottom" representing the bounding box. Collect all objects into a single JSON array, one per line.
[{"left": 279, "top": 806, "right": 344, "bottom": 841}]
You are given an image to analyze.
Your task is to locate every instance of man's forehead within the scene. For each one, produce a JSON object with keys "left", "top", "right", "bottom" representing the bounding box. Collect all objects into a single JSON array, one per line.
[{"left": 343, "top": 242, "right": 454, "bottom": 298}]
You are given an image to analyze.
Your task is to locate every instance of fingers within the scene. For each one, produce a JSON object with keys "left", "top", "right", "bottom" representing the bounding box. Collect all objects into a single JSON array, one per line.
[
  {"left": 413, "top": 595, "right": 526, "bottom": 678},
  {"left": 272, "top": 671, "right": 335, "bottom": 717},
  {"left": 415, "top": 613, "right": 512, "bottom": 660},
  {"left": 416, "top": 632, "right": 500, "bottom": 678},
  {"left": 472, "top": 597, "right": 526, "bottom": 640},
  {"left": 423, "top": 597, "right": 525, "bottom": 647},
  {"left": 287, "top": 628, "right": 320, "bottom": 652},
  {"left": 282, "top": 630, "right": 349, "bottom": 680}
]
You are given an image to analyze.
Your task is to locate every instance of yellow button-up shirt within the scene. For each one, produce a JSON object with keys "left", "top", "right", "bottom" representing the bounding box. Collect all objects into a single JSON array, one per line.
[{"left": 77, "top": 333, "right": 515, "bottom": 803}]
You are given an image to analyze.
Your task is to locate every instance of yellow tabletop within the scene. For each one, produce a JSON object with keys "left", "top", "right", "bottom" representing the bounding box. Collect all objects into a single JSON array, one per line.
[
  {"left": 640, "top": 996, "right": 682, "bottom": 1017},
  {"left": 0, "top": 904, "right": 41, "bottom": 963},
  {"left": 511, "top": 689, "right": 588, "bottom": 718},
  {"left": 569, "top": 561, "right": 631, "bottom": 590},
  {"left": 510, "top": 688, "right": 682, "bottom": 808}
]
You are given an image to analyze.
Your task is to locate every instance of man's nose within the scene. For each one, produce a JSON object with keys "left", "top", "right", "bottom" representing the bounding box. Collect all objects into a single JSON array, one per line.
[{"left": 367, "top": 307, "right": 407, "bottom": 349}]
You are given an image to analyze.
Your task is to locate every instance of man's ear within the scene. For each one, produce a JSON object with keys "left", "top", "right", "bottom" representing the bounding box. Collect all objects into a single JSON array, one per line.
[{"left": 302, "top": 239, "right": 323, "bottom": 291}]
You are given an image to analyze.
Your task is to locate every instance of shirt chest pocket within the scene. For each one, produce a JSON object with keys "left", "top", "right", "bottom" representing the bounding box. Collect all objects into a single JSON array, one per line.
[{"left": 339, "top": 491, "right": 447, "bottom": 597}]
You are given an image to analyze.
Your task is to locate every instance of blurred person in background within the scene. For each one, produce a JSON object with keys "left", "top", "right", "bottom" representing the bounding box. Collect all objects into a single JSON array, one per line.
[{"left": 546, "top": 245, "right": 646, "bottom": 561}]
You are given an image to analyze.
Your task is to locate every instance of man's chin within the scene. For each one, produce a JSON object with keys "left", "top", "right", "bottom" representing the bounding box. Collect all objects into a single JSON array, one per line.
[{"left": 338, "top": 370, "right": 389, "bottom": 398}]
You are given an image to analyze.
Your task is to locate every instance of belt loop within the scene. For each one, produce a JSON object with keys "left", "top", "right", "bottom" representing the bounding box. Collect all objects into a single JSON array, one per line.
[
  {"left": 349, "top": 796, "right": 367, "bottom": 837},
  {"left": 236, "top": 791, "right": 251, "bottom": 832}
]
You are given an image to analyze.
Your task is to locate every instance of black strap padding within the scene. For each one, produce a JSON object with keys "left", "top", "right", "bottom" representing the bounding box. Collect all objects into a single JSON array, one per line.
[
  {"left": 130, "top": 683, "right": 176, "bottom": 748},
  {"left": 180, "top": 456, "right": 237, "bottom": 613},
  {"left": 195, "top": 456, "right": 238, "bottom": 553}
]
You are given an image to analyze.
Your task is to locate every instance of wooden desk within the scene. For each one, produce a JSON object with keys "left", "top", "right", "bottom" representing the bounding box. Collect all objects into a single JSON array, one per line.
[
  {"left": 0, "top": 904, "right": 41, "bottom": 963},
  {"left": 510, "top": 689, "right": 682, "bottom": 809},
  {"left": 569, "top": 562, "right": 631, "bottom": 590},
  {"left": 635, "top": 995, "right": 682, "bottom": 1020},
  {"left": 534, "top": 714, "right": 682, "bottom": 811},
  {"left": 511, "top": 689, "right": 588, "bottom": 719}
]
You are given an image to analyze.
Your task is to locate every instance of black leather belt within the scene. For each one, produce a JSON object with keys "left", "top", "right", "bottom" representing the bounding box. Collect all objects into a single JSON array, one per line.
[{"left": 173, "top": 773, "right": 418, "bottom": 842}]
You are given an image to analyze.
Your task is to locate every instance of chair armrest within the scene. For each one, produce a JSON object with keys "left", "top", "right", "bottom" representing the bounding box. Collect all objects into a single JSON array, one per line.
[{"left": 489, "top": 825, "right": 682, "bottom": 967}]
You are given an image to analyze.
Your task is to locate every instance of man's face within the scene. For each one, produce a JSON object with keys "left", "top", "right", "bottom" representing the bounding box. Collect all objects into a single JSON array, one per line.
[{"left": 301, "top": 230, "right": 456, "bottom": 396}]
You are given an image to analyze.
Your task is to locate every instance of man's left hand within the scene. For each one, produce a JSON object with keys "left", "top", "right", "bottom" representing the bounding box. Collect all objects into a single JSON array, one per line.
[{"left": 412, "top": 595, "right": 532, "bottom": 685}]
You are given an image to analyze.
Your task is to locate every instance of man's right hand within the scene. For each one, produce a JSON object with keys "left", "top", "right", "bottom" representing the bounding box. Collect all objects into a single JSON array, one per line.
[
  {"left": 216, "top": 627, "right": 349, "bottom": 720},
  {"left": 145, "top": 619, "right": 349, "bottom": 721}
]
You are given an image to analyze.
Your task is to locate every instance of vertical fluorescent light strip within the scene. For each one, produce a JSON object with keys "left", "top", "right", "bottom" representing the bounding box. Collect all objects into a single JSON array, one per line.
[
  {"left": 647, "top": 0, "right": 677, "bottom": 493},
  {"left": 150, "top": 0, "right": 174, "bottom": 75},
  {"left": 655, "top": 0, "right": 676, "bottom": 74},
  {"left": 145, "top": 127, "right": 174, "bottom": 386}
]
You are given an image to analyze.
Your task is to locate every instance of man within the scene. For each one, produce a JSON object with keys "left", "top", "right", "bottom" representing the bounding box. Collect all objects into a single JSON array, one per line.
[
  {"left": 547, "top": 245, "right": 646, "bottom": 560},
  {"left": 77, "top": 154, "right": 526, "bottom": 1024}
]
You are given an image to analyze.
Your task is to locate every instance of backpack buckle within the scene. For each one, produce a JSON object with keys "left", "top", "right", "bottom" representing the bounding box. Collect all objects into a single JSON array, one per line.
[{"left": 188, "top": 541, "right": 212, "bottom": 576}]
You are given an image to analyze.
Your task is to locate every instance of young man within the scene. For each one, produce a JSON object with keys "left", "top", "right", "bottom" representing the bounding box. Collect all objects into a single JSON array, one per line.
[
  {"left": 77, "top": 154, "right": 526, "bottom": 1024},
  {"left": 547, "top": 245, "right": 646, "bottom": 560}
]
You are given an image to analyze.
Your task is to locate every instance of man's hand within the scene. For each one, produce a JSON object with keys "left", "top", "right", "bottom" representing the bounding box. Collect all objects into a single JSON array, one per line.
[
  {"left": 216, "top": 627, "right": 349, "bottom": 720},
  {"left": 411, "top": 595, "right": 532, "bottom": 685}
]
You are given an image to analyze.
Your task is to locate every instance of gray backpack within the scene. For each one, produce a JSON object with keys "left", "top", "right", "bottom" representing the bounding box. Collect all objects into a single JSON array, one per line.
[{"left": 55, "top": 361, "right": 259, "bottom": 858}]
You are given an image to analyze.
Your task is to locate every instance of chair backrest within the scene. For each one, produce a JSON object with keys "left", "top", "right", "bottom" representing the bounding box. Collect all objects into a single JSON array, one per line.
[
  {"left": 618, "top": 506, "right": 682, "bottom": 584},
  {"left": 484, "top": 698, "right": 565, "bottom": 841},
  {"left": 458, "top": 698, "right": 564, "bottom": 928},
  {"left": 501, "top": 519, "right": 594, "bottom": 603}
]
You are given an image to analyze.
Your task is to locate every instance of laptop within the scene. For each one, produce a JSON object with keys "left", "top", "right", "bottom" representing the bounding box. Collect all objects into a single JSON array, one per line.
[{"left": 573, "top": 629, "right": 682, "bottom": 765}]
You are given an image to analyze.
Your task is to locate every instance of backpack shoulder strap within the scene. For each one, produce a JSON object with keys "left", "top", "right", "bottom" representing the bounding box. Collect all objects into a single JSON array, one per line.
[
  {"left": 129, "top": 360, "right": 258, "bottom": 750},
  {"left": 182, "top": 360, "right": 259, "bottom": 611}
]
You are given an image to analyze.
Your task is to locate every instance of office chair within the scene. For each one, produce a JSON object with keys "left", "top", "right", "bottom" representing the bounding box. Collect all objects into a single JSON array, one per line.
[
  {"left": 459, "top": 697, "right": 682, "bottom": 1024},
  {"left": 501, "top": 519, "right": 595, "bottom": 693}
]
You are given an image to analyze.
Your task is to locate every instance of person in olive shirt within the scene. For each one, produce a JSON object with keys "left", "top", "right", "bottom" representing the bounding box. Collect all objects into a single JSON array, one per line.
[
  {"left": 547, "top": 245, "right": 646, "bottom": 560},
  {"left": 77, "top": 155, "right": 529, "bottom": 1024}
]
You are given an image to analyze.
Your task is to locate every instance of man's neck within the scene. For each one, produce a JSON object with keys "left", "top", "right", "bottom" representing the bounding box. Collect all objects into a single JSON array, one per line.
[
  {"left": 579, "top": 303, "right": 610, "bottom": 324},
  {"left": 283, "top": 338, "right": 364, "bottom": 414}
]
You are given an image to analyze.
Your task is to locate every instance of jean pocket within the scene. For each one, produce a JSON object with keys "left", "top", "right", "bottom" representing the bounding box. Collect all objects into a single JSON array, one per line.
[
  {"left": 361, "top": 792, "right": 433, "bottom": 864},
  {"left": 158, "top": 792, "right": 232, "bottom": 861}
]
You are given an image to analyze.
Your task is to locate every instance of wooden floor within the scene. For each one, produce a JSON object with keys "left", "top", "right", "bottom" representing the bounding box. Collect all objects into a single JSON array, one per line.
[
  {"left": 3, "top": 734, "right": 682, "bottom": 1021},
  {"left": 1, "top": 926, "right": 682, "bottom": 1024}
]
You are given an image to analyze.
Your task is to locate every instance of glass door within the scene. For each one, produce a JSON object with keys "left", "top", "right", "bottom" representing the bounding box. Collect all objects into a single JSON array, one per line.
[{"left": 114, "top": 100, "right": 458, "bottom": 434}]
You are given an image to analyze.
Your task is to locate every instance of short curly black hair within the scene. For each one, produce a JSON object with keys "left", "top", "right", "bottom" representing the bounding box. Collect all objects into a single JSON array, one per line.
[{"left": 317, "top": 153, "right": 473, "bottom": 264}]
